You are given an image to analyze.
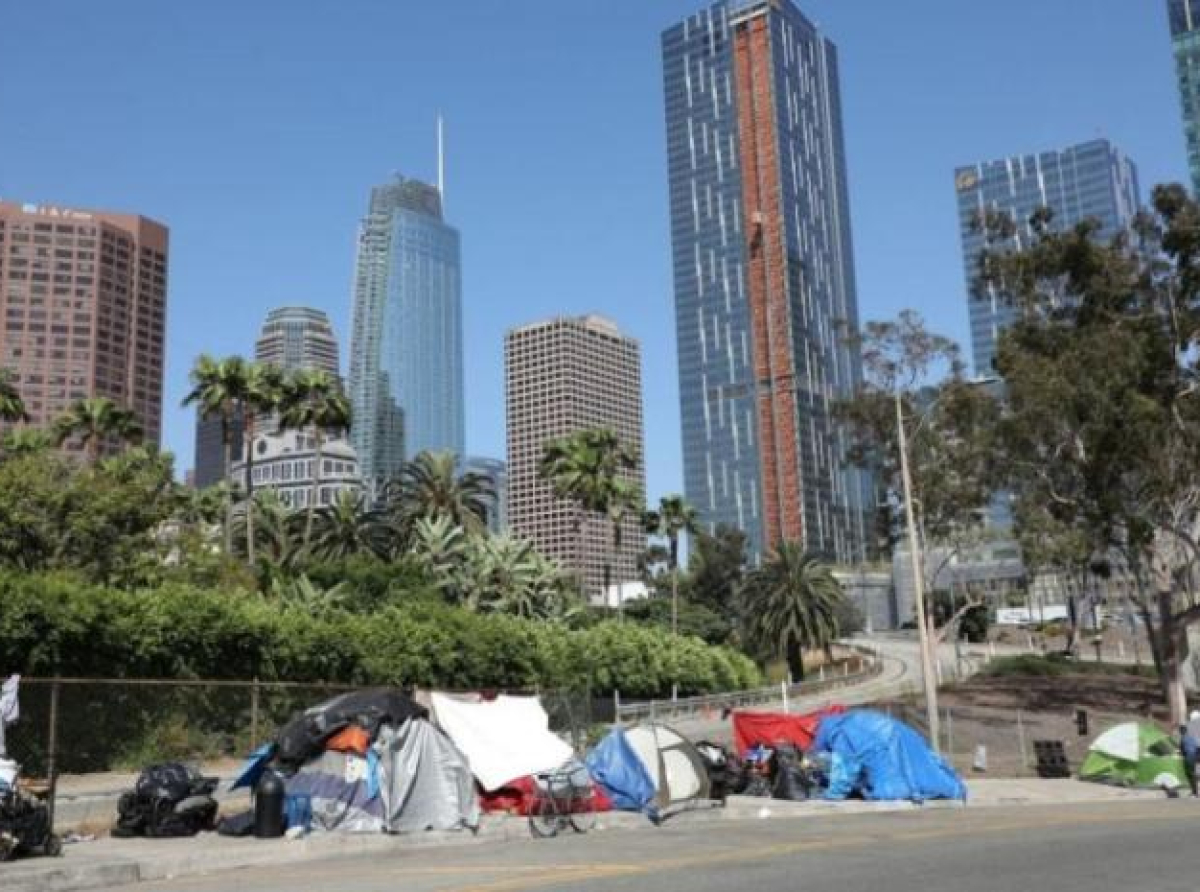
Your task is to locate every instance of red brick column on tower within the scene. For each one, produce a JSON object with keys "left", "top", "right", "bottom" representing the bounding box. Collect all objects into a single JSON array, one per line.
[{"left": 732, "top": 13, "right": 804, "bottom": 552}]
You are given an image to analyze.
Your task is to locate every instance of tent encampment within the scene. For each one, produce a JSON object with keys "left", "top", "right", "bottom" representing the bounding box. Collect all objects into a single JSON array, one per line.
[
  {"left": 588, "top": 724, "right": 710, "bottom": 817},
  {"left": 813, "top": 710, "right": 966, "bottom": 802},
  {"left": 1079, "top": 722, "right": 1186, "bottom": 789},
  {"left": 731, "top": 705, "right": 845, "bottom": 756},
  {"left": 431, "top": 694, "right": 573, "bottom": 792},
  {"left": 282, "top": 717, "right": 479, "bottom": 833}
]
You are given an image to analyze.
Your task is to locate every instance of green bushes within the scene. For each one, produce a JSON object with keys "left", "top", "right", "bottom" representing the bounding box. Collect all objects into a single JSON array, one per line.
[
  {"left": 0, "top": 573, "right": 761, "bottom": 697},
  {"left": 979, "top": 653, "right": 1157, "bottom": 680}
]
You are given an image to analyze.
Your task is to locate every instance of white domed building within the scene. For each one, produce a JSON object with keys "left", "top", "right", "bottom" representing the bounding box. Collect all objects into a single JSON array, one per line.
[{"left": 230, "top": 429, "right": 363, "bottom": 510}]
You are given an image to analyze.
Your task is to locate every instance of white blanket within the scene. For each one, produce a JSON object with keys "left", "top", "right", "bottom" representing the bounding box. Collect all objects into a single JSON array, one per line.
[
  {"left": 431, "top": 694, "right": 573, "bottom": 792},
  {"left": 0, "top": 674, "right": 19, "bottom": 757}
]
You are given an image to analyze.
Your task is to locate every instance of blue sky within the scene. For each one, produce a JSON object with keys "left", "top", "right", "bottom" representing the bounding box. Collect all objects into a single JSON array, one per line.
[{"left": 0, "top": 1, "right": 1185, "bottom": 501}]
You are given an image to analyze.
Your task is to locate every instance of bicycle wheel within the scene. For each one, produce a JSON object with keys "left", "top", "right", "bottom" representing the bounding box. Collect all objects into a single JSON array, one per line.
[
  {"left": 568, "top": 791, "right": 598, "bottom": 834},
  {"left": 528, "top": 795, "right": 561, "bottom": 838}
]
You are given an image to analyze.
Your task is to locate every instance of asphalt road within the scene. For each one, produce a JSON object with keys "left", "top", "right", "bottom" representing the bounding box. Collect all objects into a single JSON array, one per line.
[{"left": 115, "top": 799, "right": 1199, "bottom": 892}]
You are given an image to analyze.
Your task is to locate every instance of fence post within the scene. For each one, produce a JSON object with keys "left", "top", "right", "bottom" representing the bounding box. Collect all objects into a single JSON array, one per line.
[
  {"left": 46, "top": 678, "right": 61, "bottom": 830},
  {"left": 781, "top": 681, "right": 790, "bottom": 714},
  {"left": 250, "top": 678, "right": 261, "bottom": 750},
  {"left": 818, "top": 665, "right": 825, "bottom": 682},
  {"left": 613, "top": 689, "right": 621, "bottom": 723},
  {"left": 1016, "top": 709, "right": 1028, "bottom": 776},
  {"left": 946, "top": 708, "right": 954, "bottom": 761}
]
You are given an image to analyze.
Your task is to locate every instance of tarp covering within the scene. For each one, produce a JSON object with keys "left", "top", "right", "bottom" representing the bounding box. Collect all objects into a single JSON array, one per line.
[
  {"left": 285, "top": 749, "right": 384, "bottom": 833},
  {"left": 277, "top": 688, "right": 426, "bottom": 767},
  {"left": 375, "top": 719, "right": 479, "bottom": 832},
  {"left": 431, "top": 694, "right": 573, "bottom": 791},
  {"left": 230, "top": 743, "right": 275, "bottom": 792},
  {"left": 586, "top": 727, "right": 657, "bottom": 812},
  {"left": 813, "top": 710, "right": 966, "bottom": 802},
  {"left": 1080, "top": 722, "right": 1186, "bottom": 789},
  {"left": 731, "top": 705, "right": 846, "bottom": 756}
]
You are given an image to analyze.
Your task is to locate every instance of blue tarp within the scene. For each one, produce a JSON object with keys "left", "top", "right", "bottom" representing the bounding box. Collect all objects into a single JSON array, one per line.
[
  {"left": 230, "top": 743, "right": 275, "bottom": 792},
  {"left": 586, "top": 727, "right": 656, "bottom": 813},
  {"left": 813, "top": 710, "right": 966, "bottom": 803}
]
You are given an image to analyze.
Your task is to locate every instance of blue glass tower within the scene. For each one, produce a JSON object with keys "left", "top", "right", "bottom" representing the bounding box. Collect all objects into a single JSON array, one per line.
[
  {"left": 1170, "top": 0, "right": 1200, "bottom": 193},
  {"left": 349, "top": 176, "right": 464, "bottom": 491},
  {"left": 662, "top": 0, "right": 870, "bottom": 564},
  {"left": 954, "top": 139, "right": 1140, "bottom": 376}
]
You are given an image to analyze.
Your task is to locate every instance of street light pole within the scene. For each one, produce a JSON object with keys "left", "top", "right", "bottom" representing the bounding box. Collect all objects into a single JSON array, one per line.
[{"left": 895, "top": 389, "right": 941, "bottom": 752}]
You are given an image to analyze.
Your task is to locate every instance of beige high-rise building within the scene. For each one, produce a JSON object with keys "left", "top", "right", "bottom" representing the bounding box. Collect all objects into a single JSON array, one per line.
[
  {"left": 505, "top": 315, "right": 645, "bottom": 603},
  {"left": 0, "top": 200, "right": 168, "bottom": 454}
]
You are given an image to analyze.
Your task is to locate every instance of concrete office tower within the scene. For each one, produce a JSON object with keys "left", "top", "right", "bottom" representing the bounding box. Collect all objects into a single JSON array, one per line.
[
  {"left": 348, "top": 175, "right": 464, "bottom": 492},
  {"left": 954, "top": 139, "right": 1140, "bottom": 376},
  {"left": 255, "top": 306, "right": 340, "bottom": 376},
  {"left": 193, "top": 306, "right": 341, "bottom": 489},
  {"left": 0, "top": 200, "right": 168, "bottom": 455},
  {"left": 1170, "top": 0, "right": 1200, "bottom": 193},
  {"left": 662, "top": 0, "right": 871, "bottom": 564},
  {"left": 505, "top": 315, "right": 645, "bottom": 601}
]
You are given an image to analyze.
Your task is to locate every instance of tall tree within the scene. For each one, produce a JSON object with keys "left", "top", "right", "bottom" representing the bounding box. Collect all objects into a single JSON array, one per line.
[
  {"left": 0, "top": 370, "right": 29, "bottom": 424},
  {"left": 740, "top": 544, "right": 843, "bottom": 682},
  {"left": 539, "top": 428, "right": 641, "bottom": 618},
  {"left": 53, "top": 396, "right": 142, "bottom": 463},
  {"left": 278, "top": 368, "right": 352, "bottom": 550},
  {"left": 182, "top": 354, "right": 249, "bottom": 555},
  {"left": 643, "top": 494, "right": 699, "bottom": 638},
  {"left": 240, "top": 362, "right": 285, "bottom": 565},
  {"left": 977, "top": 184, "right": 1200, "bottom": 724},
  {"left": 386, "top": 450, "right": 492, "bottom": 537},
  {"left": 684, "top": 524, "right": 748, "bottom": 621},
  {"left": 311, "top": 490, "right": 390, "bottom": 561},
  {"left": 1, "top": 427, "right": 52, "bottom": 458}
]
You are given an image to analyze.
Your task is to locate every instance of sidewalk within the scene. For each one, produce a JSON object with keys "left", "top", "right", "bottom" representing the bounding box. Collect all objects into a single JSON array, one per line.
[{"left": 2, "top": 779, "right": 1166, "bottom": 892}]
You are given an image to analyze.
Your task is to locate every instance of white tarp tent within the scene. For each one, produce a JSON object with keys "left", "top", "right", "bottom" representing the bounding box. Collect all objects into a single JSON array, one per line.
[
  {"left": 624, "top": 723, "right": 710, "bottom": 812},
  {"left": 431, "top": 694, "right": 573, "bottom": 791}
]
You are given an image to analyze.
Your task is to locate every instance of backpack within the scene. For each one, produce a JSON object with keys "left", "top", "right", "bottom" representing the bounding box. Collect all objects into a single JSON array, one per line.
[{"left": 113, "top": 764, "right": 218, "bottom": 838}]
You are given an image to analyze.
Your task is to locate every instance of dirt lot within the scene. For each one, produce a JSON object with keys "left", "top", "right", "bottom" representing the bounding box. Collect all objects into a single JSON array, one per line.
[{"left": 874, "top": 672, "right": 1173, "bottom": 778}]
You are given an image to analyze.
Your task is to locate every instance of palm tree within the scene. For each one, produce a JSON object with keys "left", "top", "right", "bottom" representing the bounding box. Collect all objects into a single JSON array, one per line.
[
  {"left": 53, "top": 396, "right": 142, "bottom": 463},
  {"left": 0, "top": 370, "right": 29, "bottom": 423},
  {"left": 539, "top": 428, "right": 641, "bottom": 619},
  {"left": 233, "top": 489, "right": 303, "bottom": 572},
  {"left": 278, "top": 369, "right": 352, "bottom": 550},
  {"left": 182, "top": 355, "right": 250, "bottom": 555},
  {"left": 644, "top": 494, "right": 699, "bottom": 638},
  {"left": 386, "top": 450, "right": 493, "bottom": 536},
  {"left": 740, "top": 543, "right": 844, "bottom": 683},
  {"left": 311, "top": 490, "right": 390, "bottom": 561},
  {"left": 240, "top": 362, "right": 285, "bottom": 564},
  {"left": 1, "top": 427, "right": 52, "bottom": 458}
]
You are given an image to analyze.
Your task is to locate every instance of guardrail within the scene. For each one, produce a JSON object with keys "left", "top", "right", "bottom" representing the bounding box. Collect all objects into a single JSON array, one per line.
[{"left": 614, "top": 643, "right": 885, "bottom": 724}]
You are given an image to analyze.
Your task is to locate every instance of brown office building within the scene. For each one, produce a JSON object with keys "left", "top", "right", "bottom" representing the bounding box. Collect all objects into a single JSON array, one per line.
[
  {"left": 505, "top": 315, "right": 645, "bottom": 603},
  {"left": 0, "top": 201, "right": 168, "bottom": 454}
]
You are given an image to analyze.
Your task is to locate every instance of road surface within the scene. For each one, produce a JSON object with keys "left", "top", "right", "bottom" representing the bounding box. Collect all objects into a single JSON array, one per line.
[{"left": 114, "top": 799, "right": 1198, "bottom": 892}]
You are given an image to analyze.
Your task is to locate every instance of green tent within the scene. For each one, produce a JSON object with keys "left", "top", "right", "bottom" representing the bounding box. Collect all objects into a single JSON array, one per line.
[{"left": 1079, "top": 722, "right": 1186, "bottom": 789}]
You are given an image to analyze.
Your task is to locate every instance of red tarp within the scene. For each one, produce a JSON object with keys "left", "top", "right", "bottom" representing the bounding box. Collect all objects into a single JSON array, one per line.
[
  {"left": 478, "top": 776, "right": 613, "bottom": 816},
  {"left": 732, "top": 705, "right": 846, "bottom": 755}
]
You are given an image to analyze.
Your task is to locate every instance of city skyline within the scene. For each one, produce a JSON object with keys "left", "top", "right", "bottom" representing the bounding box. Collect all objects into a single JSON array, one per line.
[{"left": 0, "top": 1, "right": 1185, "bottom": 502}]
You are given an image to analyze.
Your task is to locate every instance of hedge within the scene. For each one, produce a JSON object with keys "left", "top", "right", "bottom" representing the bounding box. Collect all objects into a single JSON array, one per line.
[{"left": 0, "top": 573, "right": 761, "bottom": 698}]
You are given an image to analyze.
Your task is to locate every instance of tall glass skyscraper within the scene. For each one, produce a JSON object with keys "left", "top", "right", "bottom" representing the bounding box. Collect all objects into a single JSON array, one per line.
[
  {"left": 348, "top": 176, "right": 464, "bottom": 491},
  {"left": 954, "top": 139, "right": 1140, "bottom": 376},
  {"left": 662, "top": 0, "right": 870, "bottom": 564},
  {"left": 1170, "top": 0, "right": 1200, "bottom": 193}
]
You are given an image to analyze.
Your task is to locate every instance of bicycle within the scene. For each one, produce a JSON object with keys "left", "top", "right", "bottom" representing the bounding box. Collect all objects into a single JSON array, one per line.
[{"left": 528, "top": 765, "right": 598, "bottom": 838}]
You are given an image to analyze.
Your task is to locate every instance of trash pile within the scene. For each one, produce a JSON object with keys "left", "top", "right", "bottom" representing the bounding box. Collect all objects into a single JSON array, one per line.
[{"left": 0, "top": 674, "right": 62, "bottom": 861}]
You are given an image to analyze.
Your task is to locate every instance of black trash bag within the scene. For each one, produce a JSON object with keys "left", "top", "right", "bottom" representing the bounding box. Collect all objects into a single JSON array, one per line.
[
  {"left": 217, "top": 810, "right": 256, "bottom": 837},
  {"left": 276, "top": 688, "right": 426, "bottom": 766},
  {"left": 771, "top": 744, "right": 813, "bottom": 801},
  {"left": 694, "top": 741, "right": 735, "bottom": 802},
  {"left": 113, "top": 763, "right": 218, "bottom": 838},
  {"left": 0, "top": 787, "right": 56, "bottom": 859}
]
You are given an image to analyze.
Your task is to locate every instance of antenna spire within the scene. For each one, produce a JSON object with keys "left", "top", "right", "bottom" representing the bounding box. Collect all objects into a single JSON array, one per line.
[{"left": 437, "top": 114, "right": 445, "bottom": 207}]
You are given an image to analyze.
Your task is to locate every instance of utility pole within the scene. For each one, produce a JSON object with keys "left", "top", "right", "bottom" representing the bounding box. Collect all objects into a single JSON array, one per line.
[{"left": 896, "top": 389, "right": 941, "bottom": 752}]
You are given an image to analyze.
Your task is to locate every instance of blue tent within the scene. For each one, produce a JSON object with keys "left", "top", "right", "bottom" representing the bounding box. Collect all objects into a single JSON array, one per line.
[
  {"left": 586, "top": 727, "right": 656, "bottom": 813},
  {"left": 813, "top": 710, "right": 966, "bottom": 803}
]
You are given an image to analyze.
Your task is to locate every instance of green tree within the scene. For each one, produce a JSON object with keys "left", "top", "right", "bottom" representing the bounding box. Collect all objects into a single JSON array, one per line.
[
  {"left": 1, "top": 427, "right": 52, "bottom": 458},
  {"left": 311, "top": 490, "right": 391, "bottom": 562},
  {"left": 539, "top": 428, "right": 641, "bottom": 618},
  {"left": 386, "top": 450, "right": 492, "bottom": 538},
  {"left": 240, "top": 362, "right": 285, "bottom": 565},
  {"left": 643, "top": 494, "right": 699, "bottom": 637},
  {"left": 462, "top": 534, "right": 576, "bottom": 620},
  {"left": 0, "top": 370, "right": 29, "bottom": 423},
  {"left": 278, "top": 368, "right": 352, "bottom": 549},
  {"left": 682, "top": 524, "right": 747, "bottom": 620},
  {"left": 740, "top": 544, "right": 843, "bottom": 682},
  {"left": 976, "top": 184, "right": 1200, "bottom": 723},
  {"left": 53, "top": 397, "right": 142, "bottom": 463},
  {"left": 409, "top": 514, "right": 469, "bottom": 601},
  {"left": 182, "top": 355, "right": 250, "bottom": 555}
]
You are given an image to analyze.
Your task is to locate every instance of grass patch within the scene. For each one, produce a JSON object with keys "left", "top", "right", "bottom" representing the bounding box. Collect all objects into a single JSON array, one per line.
[{"left": 979, "top": 653, "right": 1158, "bottom": 680}]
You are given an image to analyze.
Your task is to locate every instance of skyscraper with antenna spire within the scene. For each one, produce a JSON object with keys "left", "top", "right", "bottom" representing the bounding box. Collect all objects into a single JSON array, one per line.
[{"left": 348, "top": 131, "right": 464, "bottom": 492}]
